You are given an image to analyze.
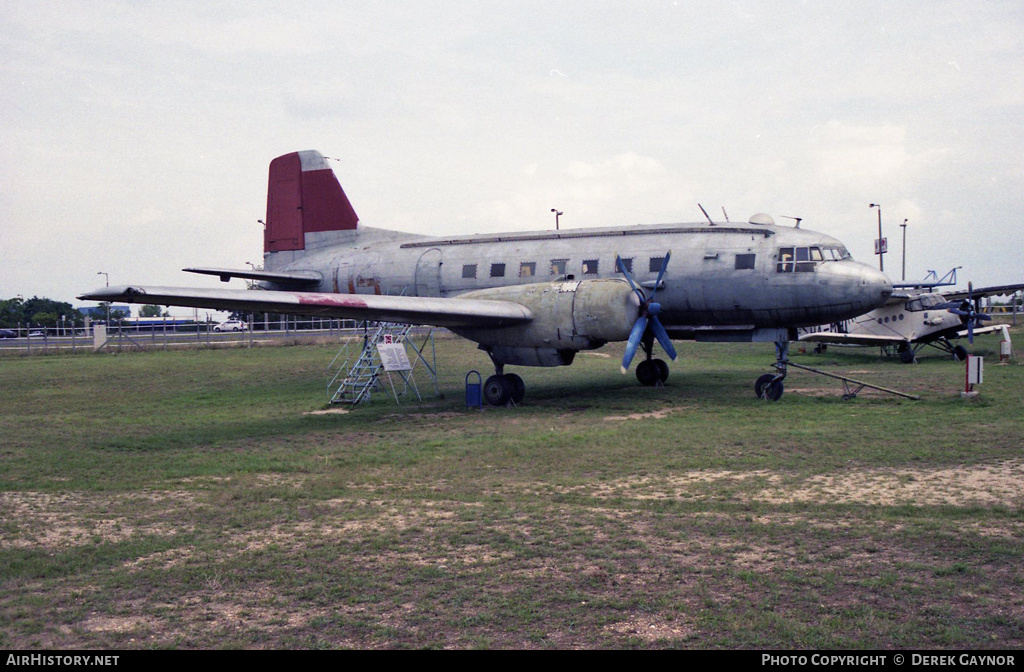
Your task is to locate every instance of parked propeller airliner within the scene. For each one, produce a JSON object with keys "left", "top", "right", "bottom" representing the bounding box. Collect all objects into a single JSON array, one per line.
[
  {"left": 81, "top": 150, "right": 893, "bottom": 404},
  {"left": 800, "top": 281, "right": 1022, "bottom": 363}
]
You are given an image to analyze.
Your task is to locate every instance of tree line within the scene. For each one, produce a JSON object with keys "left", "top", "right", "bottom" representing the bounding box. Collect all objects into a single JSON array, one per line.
[{"left": 0, "top": 297, "right": 168, "bottom": 329}]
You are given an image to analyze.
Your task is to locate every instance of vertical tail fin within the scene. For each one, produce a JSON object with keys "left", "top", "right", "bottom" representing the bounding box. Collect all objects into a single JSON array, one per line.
[{"left": 264, "top": 150, "right": 359, "bottom": 253}]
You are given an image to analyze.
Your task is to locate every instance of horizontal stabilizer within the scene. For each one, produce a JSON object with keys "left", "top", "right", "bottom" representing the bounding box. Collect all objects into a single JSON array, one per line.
[
  {"left": 78, "top": 285, "right": 533, "bottom": 330},
  {"left": 184, "top": 267, "right": 322, "bottom": 288}
]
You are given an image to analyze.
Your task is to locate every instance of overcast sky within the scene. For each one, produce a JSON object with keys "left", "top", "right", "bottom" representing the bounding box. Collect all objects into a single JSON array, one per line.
[{"left": 2, "top": 1, "right": 1022, "bottom": 311}]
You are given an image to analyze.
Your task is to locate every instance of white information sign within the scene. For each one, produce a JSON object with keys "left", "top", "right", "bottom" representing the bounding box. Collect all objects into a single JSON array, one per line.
[
  {"left": 377, "top": 343, "right": 412, "bottom": 372},
  {"left": 92, "top": 324, "right": 108, "bottom": 352}
]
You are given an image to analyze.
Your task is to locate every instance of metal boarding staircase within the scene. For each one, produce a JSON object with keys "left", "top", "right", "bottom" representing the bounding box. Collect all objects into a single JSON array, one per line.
[{"left": 328, "top": 322, "right": 413, "bottom": 405}]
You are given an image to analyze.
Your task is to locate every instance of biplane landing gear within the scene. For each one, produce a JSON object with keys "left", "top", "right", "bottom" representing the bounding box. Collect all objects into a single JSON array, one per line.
[
  {"left": 483, "top": 364, "right": 526, "bottom": 406},
  {"left": 755, "top": 340, "right": 789, "bottom": 401},
  {"left": 898, "top": 343, "right": 917, "bottom": 364}
]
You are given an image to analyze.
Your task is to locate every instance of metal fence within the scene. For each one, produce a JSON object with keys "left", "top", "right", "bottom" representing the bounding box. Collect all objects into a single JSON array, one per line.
[{"left": 0, "top": 317, "right": 367, "bottom": 355}]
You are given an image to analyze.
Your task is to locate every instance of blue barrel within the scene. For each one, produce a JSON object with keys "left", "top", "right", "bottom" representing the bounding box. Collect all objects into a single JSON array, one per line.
[{"left": 465, "top": 370, "right": 483, "bottom": 409}]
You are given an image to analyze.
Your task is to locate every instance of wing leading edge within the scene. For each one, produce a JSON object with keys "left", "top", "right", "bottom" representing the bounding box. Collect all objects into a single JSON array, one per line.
[
  {"left": 78, "top": 286, "right": 533, "bottom": 329},
  {"left": 798, "top": 331, "right": 909, "bottom": 347}
]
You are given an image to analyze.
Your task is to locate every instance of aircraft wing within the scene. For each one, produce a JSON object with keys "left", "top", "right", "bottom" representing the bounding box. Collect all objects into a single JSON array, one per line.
[
  {"left": 942, "top": 283, "right": 1024, "bottom": 302},
  {"left": 78, "top": 286, "right": 533, "bottom": 329},
  {"left": 953, "top": 324, "right": 1007, "bottom": 340},
  {"left": 798, "top": 331, "right": 908, "bottom": 347}
]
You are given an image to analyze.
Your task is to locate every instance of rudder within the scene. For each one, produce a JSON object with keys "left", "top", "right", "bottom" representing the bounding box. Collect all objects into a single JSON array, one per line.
[{"left": 264, "top": 150, "right": 359, "bottom": 253}]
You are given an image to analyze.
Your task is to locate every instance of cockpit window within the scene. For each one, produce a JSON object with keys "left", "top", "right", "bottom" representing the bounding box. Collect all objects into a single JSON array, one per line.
[
  {"left": 822, "top": 246, "right": 852, "bottom": 261},
  {"left": 777, "top": 247, "right": 825, "bottom": 273},
  {"left": 906, "top": 295, "right": 944, "bottom": 312}
]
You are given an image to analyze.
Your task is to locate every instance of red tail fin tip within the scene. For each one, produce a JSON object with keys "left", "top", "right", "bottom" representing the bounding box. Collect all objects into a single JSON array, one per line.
[{"left": 264, "top": 150, "right": 359, "bottom": 253}]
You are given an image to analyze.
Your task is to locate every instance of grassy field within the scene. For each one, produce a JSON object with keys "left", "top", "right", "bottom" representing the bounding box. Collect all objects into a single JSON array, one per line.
[{"left": 1, "top": 328, "right": 1022, "bottom": 649}]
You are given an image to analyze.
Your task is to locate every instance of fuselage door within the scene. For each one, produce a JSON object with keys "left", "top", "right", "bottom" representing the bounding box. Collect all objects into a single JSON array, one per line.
[{"left": 415, "top": 248, "right": 443, "bottom": 297}]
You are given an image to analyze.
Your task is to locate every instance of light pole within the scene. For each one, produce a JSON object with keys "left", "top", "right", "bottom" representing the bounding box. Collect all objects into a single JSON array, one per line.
[
  {"left": 97, "top": 272, "right": 110, "bottom": 326},
  {"left": 900, "top": 219, "right": 908, "bottom": 282},
  {"left": 551, "top": 209, "right": 562, "bottom": 230},
  {"left": 869, "top": 204, "right": 884, "bottom": 273}
]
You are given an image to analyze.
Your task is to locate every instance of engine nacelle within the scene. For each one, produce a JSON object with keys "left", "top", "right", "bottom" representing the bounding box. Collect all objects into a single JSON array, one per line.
[{"left": 451, "top": 279, "right": 640, "bottom": 366}]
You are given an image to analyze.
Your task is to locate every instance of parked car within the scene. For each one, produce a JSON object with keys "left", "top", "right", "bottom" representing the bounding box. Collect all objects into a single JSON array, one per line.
[
  {"left": 28, "top": 330, "right": 45, "bottom": 337},
  {"left": 214, "top": 320, "right": 245, "bottom": 332},
  {"left": 0, "top": 329, "right": 16, "bottom": 338}
]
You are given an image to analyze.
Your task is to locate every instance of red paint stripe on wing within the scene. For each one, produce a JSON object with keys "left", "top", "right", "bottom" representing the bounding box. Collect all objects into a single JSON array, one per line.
[{"left": 296, "top": 294, "right": 369, "bottom": 308}]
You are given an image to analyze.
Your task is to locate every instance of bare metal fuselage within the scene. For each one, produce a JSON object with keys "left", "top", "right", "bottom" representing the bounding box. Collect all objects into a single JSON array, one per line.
[{"left": 264, "top": 221, "right": 892, "bottom": 333}]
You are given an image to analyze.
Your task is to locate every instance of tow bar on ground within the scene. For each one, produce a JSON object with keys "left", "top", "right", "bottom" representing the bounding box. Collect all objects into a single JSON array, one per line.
[{"left": 785, "top": 361, "right": 920, "bottom": 401}]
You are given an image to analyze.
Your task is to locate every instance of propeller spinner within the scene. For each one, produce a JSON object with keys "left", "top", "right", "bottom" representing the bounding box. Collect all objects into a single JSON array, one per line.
[
  {"left": 947, "top": 282, "right": 992, "bottom": 344},
  {"left": 616, "top": 252, "right": 677, "bottom": 373}
]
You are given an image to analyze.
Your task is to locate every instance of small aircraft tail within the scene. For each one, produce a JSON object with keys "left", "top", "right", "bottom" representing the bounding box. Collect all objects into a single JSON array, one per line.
[{"left": 264, "top": 150, "right": 359, "bottom": 254}]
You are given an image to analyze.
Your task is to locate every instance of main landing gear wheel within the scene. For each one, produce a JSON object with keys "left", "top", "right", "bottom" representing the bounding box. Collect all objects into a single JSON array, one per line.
[
  {"left": 898, "top": 344, "right": 916, "bottom": 364},
  {"left": 636, "top": 359, "right": 669, "bottom": 386},
  {"left": 484, "top": 375, "right": 511, "bottom": 406},
  {"left": 505, "top": 373, "right": 526, "bottom": 404},
  {"left": 483, "top": 373, "right": 526, "bottom": 406},
  {"left": 653, "top": 359, "right": 670, "bottom": 383}
]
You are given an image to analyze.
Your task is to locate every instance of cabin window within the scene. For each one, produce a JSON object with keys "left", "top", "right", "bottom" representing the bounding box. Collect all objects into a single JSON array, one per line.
[
  {"left": 550, "top": 259, "right": 568, "bottom": 275},
  {"left": 735, "top": 253, "right": 755, "bottom": 270},
  {"left": 519, "top": 262, "right": 536, "bottom": 277},
  {"left": 648, "top": 257, "right": 664, "bottom": 273},
  {"left": 582, "top": 259, "right": 599, "bottom": 275},
  {"left": 462, "top": 264, "right": 477, "bottom": 279},
  {"left": 490, "top": 263, "right": 506, "bottom": 278},
  {"left": 618, "top": 258, "right": 633, "bottom": 274}
]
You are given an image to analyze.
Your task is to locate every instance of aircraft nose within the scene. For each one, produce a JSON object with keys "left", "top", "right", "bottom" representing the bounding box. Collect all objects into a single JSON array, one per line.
[{"left": 859, "top": 265, "right": 893, "bottom": 310}]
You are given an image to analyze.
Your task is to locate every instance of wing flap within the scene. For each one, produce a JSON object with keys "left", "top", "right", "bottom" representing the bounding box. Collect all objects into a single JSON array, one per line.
[{"left": 78, "top": 286, "right": 533, "bottom": 329}]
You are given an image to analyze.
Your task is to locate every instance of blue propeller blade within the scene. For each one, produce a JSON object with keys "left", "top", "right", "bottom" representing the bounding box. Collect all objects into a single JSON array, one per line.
[
  {"left": 621, "top": 316, "right": 648, "bottom": 373},
  {"left": 653, "top": 251, "right": 671, "bottom": 290},
  {"left": 616, "top": 255, "right": 646, "bottom": 302},
  {"left": 649, "top": 315, "right": 677, "bottom": 361},
  {"left": 617, "top": 250, "right": 676, "bottom": 371}
]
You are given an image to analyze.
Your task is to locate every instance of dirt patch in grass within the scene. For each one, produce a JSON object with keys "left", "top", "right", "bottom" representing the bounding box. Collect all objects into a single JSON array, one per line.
[
  {"left": 603, "top": 615, "right": 694, "bottom": 641},
  {"left": 752, "top": 459, "right": 1024, "bottom": 508},
  {"left": 0, "top": 491, "right": 195, "bottom": 550},
  {"left": 534, "top": 461, "right": 1024, "bottom": 509},
  {"left": 603, "top": 408, "right": 679, "bottom": 421}
]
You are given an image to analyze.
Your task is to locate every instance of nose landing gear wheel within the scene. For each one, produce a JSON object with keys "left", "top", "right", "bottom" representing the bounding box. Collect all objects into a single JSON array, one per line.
[{"left": 754, "top": 373, "right": 785, "bottom": 401}]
